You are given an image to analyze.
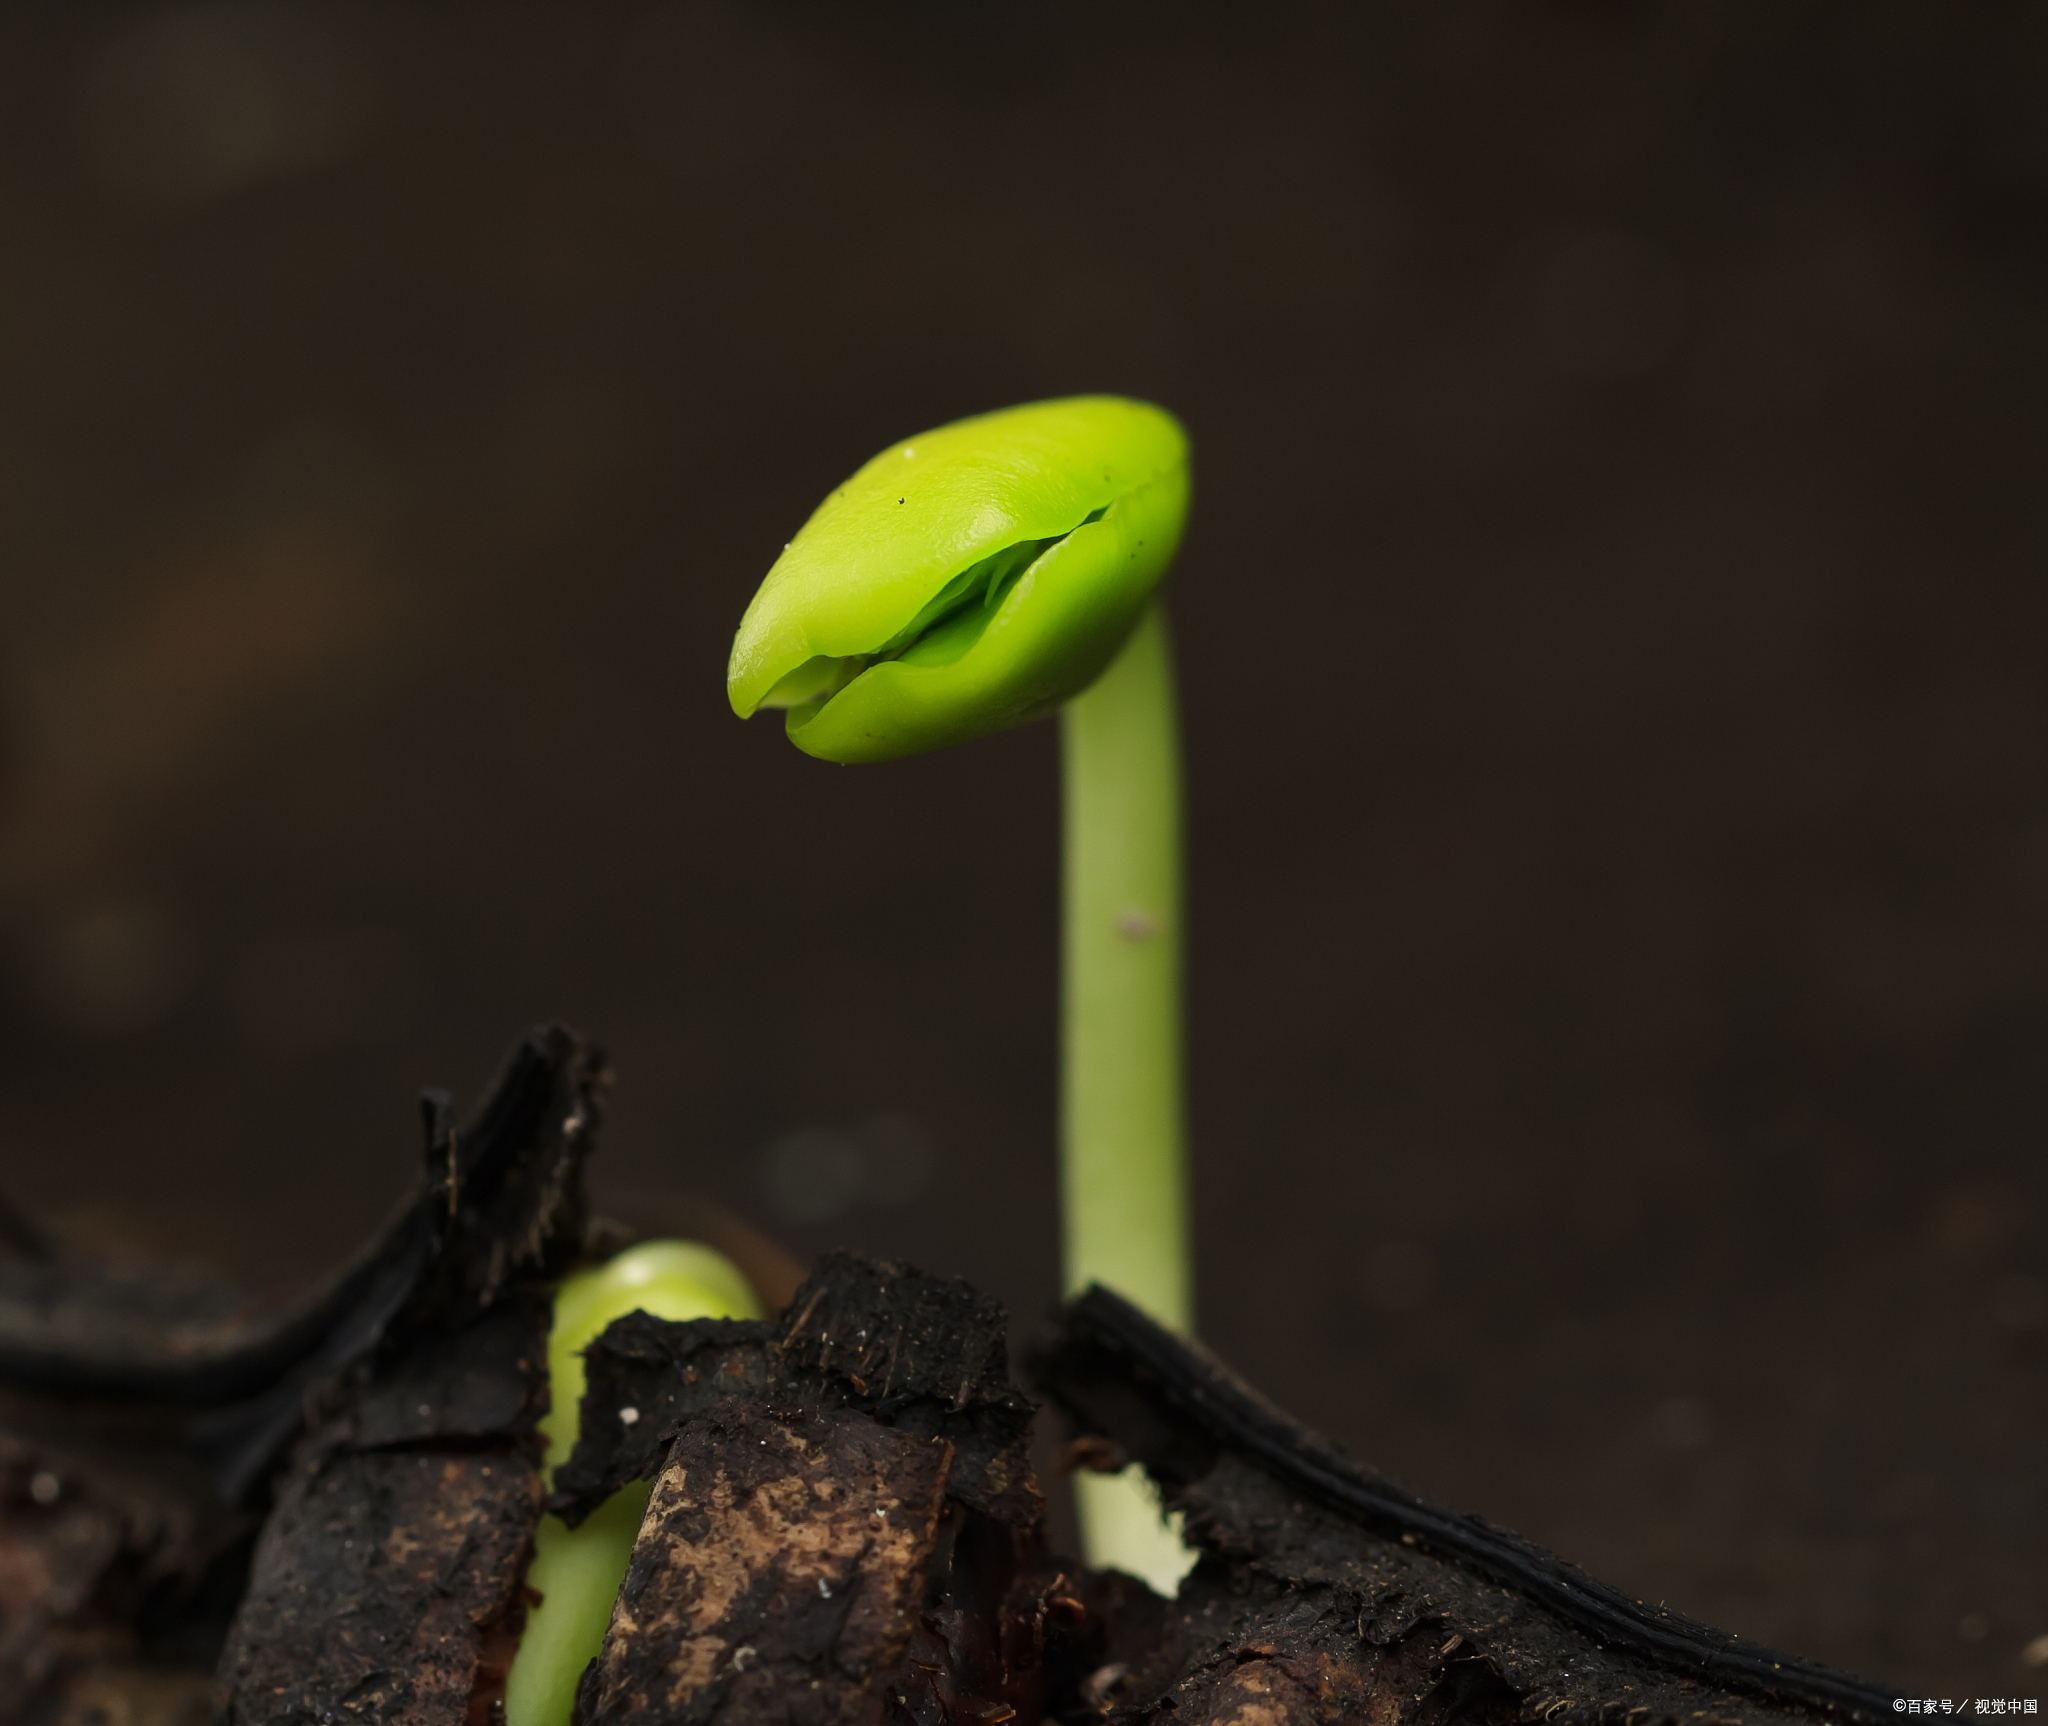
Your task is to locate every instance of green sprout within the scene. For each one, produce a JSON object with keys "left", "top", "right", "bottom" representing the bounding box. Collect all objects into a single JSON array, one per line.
[
  {"left": 504, "top": 1239, "right": 762, "bottom": 1726},
  {"left": 728, "top": 395, "right": 1188, "bottom": 763},
  {"left": 729, "top": 395, "right": 1195, "bottom": 1588}
]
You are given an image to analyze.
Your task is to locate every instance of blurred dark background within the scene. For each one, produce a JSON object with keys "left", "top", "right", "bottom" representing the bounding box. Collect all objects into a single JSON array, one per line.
[{"left": 0, "top": 0, "right": 2042, "bottom": 1696}]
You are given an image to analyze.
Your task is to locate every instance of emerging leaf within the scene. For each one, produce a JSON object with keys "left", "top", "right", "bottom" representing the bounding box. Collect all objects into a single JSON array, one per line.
[{"left": 727, "top": 396, "right": 1190, "bottom": 763}]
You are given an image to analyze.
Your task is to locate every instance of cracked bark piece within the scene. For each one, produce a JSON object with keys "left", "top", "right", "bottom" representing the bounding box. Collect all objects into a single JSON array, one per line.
[
  {"left": 1028, "top": 1285, "right": 1904, "bottom": 1726},
  {"left": 0, "top": 1019, "right": 602, "bottom": 1719},
  {"left": 528, "top": 1251, "right": 1910, "bottom": 1726},
  {"left": 578, "top": 1404, "right": 951, "bottom": 1726},
  {"left": 551, "top": 1252, "right": 1040, "bottom": 1535},
  {"left": 212, "top": 1026, "right": 606, "bottom": 1726},
  {"left": 0, "top": 1023, "right": 599, "bottom": 1508},
  {"left": 553, "top": 1254, "right": 1058, "bottom": 1726},
  {"left": 212, "top": 1448, "right": 541, "bottom": 1722},
  {"left": 779, "top": 1255, "right": 1042, "bottom": 1529}
]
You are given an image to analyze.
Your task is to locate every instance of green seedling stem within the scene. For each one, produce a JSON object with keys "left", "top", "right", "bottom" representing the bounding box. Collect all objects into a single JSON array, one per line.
[
  {"left": 1061, "top": 601, "right": 1188, "bottom": 1329},
  {"left": 729, "top": 397, "right": 1196, "bottom": 1587},
  {"left": 1061, "top": 601, "right": 1198, "bottom": 1586}
]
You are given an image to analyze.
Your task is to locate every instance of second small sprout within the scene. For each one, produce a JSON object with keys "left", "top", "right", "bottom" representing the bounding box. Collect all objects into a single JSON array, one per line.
[{"left": 503, "top": 1240, "right": 762, "bottom": 1726}]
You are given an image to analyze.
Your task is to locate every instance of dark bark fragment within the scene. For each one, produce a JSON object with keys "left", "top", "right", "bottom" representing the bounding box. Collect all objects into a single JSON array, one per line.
[
  {"left": 579, "top": 1406, "right": 951, "bottom": 1726},
  {"left": 213, "top": 1448, "right": 542, "bottom": 1722},
  {"left": 6, "top": 1117, "right": 1917, "bottom": 1726},
  {"left": 1027, "top": 1285, "right": 1906, "bottom": 1726},
  {"left": 551, "top": 1251, "right": 1041, "bottom": 1534},
  {"left": 558, "top": 1253, "right": 1051, "bottom": 1726},
  {"left": 198, "top": 1023, "right": 601, "bottom": 1504},
  {"left": 562, "top": 1255, "right": 1906, "bottom": 1726},
  {"left": 204, "top": 1025, "right": 605, "bottom": 1725},
  {"left": 0, "top": 1024, "right": 598, "bottom": 1505},
  {"left": 779, "top": 1255, "right": 1042, "bottom": 1530}
]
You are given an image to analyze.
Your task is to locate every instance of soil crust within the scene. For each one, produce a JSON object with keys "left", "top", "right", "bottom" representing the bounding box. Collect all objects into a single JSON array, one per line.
[{"left": 0, "top": 1027, "right": 1906, "bottom": 1725}]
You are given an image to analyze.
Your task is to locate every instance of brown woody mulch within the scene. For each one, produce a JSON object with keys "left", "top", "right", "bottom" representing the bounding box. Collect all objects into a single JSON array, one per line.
[{"left": 0, "top": 1025, "right": 1904, "bottom": 1726}]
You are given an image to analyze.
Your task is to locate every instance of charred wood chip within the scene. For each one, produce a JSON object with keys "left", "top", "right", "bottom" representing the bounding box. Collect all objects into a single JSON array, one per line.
[
  {"left": 342, "top": 1285, "right": 554, "bottom": 1451},
  {"left": 206, "top": 1027, "right": 604, "bottom": 1723},
  {"left": 0, "top": 1022, "right": 596, "bottom": 1721},
  {"left": 215, "top": 1447, "right": 542, "bottom": 1725},
  {"left": 1029, "top": 1286, "right": 1903, "bottom": 1725},
  {"left": 552, "top": 1257, "right": 1060, "bottom": 1726},
  {"left": 781, "top": 1255, "right": 1041, "bottom": 1528},
  {"left": 544, "top": 1312, "right": 777, "bottom": 1524},
  {"left": 0, "top": 1259, "right": 266, "bottom": 1405},
  {"left": 0, "top": 1021, "right": 602, "bottom": 1543},
  {"left": 1049, "top": 1464, "right": 1770, "bottom": 1726},
  {"left": 578, "top": 1405, "right": 951, "bottom": 1726},
  {"left": 553, "top": 1253, "right": 1041, "bottom": 1532},
  {"left": 436, "top": 1028, "right": 600, "bottom": 1305},
  {"left": 778, "top": 1253, "right": 1048, "bottom": 1523},
  {"left": 197, "top": 1025, "right": 604, "bottom": 1503},
  {"left": 778, "top": 1253, "right": 1012, "bottom": 1410},
  {"left": 0, "top": 1025, "right": 597, "bottom": 1425}
]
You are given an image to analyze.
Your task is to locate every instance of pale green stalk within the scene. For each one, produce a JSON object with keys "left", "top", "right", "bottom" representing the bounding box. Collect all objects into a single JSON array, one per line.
[
  {"left": 1061, "top": 601, "right": 1196, "bottom": 1589},
  {"left": 1060, "top": 600, "right": 1189, "bottom": 1325}
]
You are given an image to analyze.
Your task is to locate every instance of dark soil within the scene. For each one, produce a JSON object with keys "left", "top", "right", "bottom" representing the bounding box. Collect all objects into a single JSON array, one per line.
[
  {"left": 0, "top": 1026, "right": 604, "bottom": 1723},
  {"left": 226, "top": 1239, "right": 1908, "bottom": 1726},
  {"left": 4, "top": 1058, "right": 1905, "bottom": 1724}
]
